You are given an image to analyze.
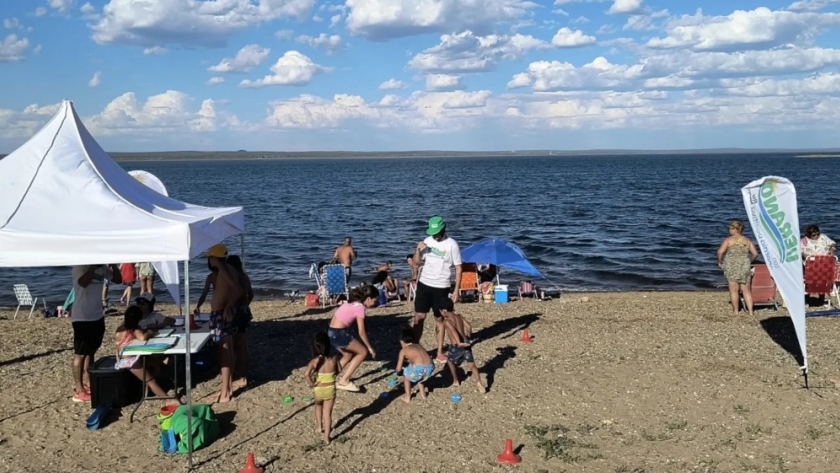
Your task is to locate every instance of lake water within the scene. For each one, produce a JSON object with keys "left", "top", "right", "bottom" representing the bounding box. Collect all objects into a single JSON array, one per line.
[{"left": 2, "top": 154, "right": 839, "bottom": 307}]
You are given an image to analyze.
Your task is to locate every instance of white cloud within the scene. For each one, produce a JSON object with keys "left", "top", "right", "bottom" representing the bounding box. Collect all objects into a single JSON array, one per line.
[
  {"left": 207, "top": 76, "right": 225, "bottom": 85},
  {"left": 345, "top": 0, "right": 535, "bottom": 40},
  {"left": 0, "top": 34, "right": 29, "bottom": 62},
  {"left": 647, "top": 8, "right": 840, "bottom": 52},
  {"left": 330, "top": 14, "right": 342, "bottom": 27},
  {"left": 572, "top": 16, "right": 590, "bottom": 24},
  {"left": 409, "top": 30, "right": 550, "bottom": 73},
  {"left": 4, "top": 18, "right": 20, "bottom": 30},
  {"left": 508, "top": 57, "right": 644, "bottom": 91},
  {"left": 312, "top": 14, "right": 323, "bottom": 22},
  {"left": 91, "top": 0, "right": 316, "bottom": 47},
  {"left": 378, "top": 78, "right": 407, "bottom": 90},
  {"left": 34, "top": 7, "right": 48, "bottom": 17},
  {"left": 143, "top": 46, "right": 167, "bottom": 55},
  {"left": 608, "top": 0, "right": 642, "bottom": 15},
  {"left": 80, "top": 2, "right": 95, "bottom": 15},
  {"left": 719, "top": 73, "right": 840, "bottom": 96},
  {"left": 49, "top": 0, "right": 76, "bottom": 13},
  {"left": 787, "top": 0, "right": 840, "bottom": 12},
  {"left": 240, "top": 51, "right": 329, "bottom": 88},
  {"left": 425, "top": 74, "right": 464, "bottom": 90},
  {"left": 551, "top": 27, "right": 596, "bottom": 47},
  {"left": 295, "top": 33, "right": 343, "bottom": 54},
  {"left": 208, "top": 44, "right": 271, "bottom": 73},
  {"left": 86, "top": 90, "right": 238, "bottom": 135},
  {"left": 88, "top": 71, "right": 101, "bottom": 87}
]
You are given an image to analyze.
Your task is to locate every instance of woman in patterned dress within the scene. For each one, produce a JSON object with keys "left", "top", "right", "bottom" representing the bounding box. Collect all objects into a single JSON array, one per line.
[
  {"left": 717, "top": 221, "right": 758, "bottom": 316},
  {"left": 801, "top": 224, "right": 836, "bottom": 260}
]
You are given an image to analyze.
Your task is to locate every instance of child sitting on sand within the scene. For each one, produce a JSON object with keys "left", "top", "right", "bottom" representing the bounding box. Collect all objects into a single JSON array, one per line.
[
  {"left": 442, "top": 308, "right": 486, "bottom": 393},
  {"left": 304, "top": 332, "right": 339, "bottom": 445},
  {"left": 395, "top": 327, "right": 434, "bottom": 403},
  {"left": 114, "top": 306, "right": 174, "bottom": 401}
]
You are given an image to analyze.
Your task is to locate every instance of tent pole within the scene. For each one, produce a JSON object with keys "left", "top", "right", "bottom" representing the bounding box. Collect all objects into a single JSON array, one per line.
[
  {"left": 240, "top": 234, "right": 246, "bottom": 269},
  {"left": 803, "top": 367, "right": 809, "bottom": 389},
  {"left": 184, "top": 260, "right": 194, "bottom": 470}
]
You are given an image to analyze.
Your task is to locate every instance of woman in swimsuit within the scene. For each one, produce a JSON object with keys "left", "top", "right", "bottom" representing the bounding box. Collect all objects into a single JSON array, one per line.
[
  {"left": 304, "top": 332, "right": 339, "bottom": 445},
  {"left": 717, "top": 220, "right": 759, "bottom": 316}
]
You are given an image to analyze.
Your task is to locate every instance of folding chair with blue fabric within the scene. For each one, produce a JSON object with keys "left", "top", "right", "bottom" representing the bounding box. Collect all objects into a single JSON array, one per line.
[{"left": 323, "top": 264, "right": 349, "bottom": 305}]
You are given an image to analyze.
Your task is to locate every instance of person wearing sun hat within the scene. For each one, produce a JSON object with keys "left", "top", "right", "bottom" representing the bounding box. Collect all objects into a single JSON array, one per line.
[
  {"left": 200, "top": 243, "right": 242, "bottom": 403},
  {"left": 411, "top": 216, "right": 462, "bottom": 363}
]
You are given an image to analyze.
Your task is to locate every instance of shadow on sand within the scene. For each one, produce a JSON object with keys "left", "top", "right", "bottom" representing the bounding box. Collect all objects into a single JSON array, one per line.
[{"left": 760, "top": 316, "right": 805, "bottom": 367}]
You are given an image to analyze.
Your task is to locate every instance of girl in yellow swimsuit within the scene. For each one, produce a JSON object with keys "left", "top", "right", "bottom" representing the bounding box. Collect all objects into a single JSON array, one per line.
[{"left": 304, "top": 332, "right": 339, "bottom": 445}]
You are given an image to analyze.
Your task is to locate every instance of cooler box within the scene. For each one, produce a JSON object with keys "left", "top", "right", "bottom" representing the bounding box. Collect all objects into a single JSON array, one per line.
[
  {"left": 89, "top": 356, "right": 143, "bottom": 409},
  {"left": 494, "top": 285, "right": 509, "bottom": 304}
]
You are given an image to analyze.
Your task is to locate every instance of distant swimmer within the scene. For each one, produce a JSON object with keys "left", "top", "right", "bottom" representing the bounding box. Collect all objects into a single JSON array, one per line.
[{"left": 333, "top": 236, "right": 357, "bottom": 283}]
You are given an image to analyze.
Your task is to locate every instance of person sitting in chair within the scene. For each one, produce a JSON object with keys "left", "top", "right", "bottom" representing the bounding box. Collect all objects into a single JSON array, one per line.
[{"left": 372, "top": 262, "right": 400, "bottom": 298}]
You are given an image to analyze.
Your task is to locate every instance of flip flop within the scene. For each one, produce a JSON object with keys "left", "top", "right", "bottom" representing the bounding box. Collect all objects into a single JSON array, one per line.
[
  {"left": 281, "top": 396, "right": 294, "bottom": 404},
  {"left": 303, "top": 396, "right": 315, "bottom": 403},
  {"left": 386, "top": 379, "right": 399, "bottom": 388},
  {"left": 450, "top": 394, "right": 462, "bottom": 403},
  {"left": 336, "top": 382, "right": 360, "bottom": 392}
]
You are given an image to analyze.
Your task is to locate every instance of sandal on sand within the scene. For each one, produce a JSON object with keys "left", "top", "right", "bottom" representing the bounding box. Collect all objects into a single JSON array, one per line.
[{"left": 336, "top": 382, "right": 360, "bottom": 392}]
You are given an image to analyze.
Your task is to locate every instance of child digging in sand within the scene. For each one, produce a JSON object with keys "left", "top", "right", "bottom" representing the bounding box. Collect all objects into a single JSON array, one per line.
[
  {"left": 395, "top": 327, "right": 434, "bottom": 403},
  {"left": 304, "top": 332, "right": 339, "bottom": 445},
  {"left": 442, "top": 309, "right": 486, "bottom": 393}
]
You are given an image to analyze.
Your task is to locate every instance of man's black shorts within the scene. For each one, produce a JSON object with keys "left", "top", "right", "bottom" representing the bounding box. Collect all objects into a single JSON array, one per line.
[
  {"left": 414, "top": 281, "right": 450, "bottom": 318},
  {"left": 72, "top": 318, "right": 106, "bottom": 356}
]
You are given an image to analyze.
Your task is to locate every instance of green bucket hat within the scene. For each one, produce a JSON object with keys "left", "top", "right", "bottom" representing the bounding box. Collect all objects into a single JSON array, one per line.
[{"left": 426, "top": 216, "right": 445, "bottom": 236}]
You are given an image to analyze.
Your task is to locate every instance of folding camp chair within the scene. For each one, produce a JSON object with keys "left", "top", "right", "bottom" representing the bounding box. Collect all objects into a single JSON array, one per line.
[
  {"left": 323, "top": 264, "right": 349, "bottom": 305},
  {"left": 13, "top": 284, "right": 47, "bottom": 319},
  {"left": 749, "top": 264, "right": 778, "bottom": 310},
  {"left": 832, "top": 261, "right": 840, "bottom": 309},
  {"left": 519, "top": 280, "right": 537, "bottom": 299},
  {"left": 459, "top": 263, "right": 479, "bottom": 302},
  {"left": 805, "top": 255, "right": 836, "bottom": 306}
]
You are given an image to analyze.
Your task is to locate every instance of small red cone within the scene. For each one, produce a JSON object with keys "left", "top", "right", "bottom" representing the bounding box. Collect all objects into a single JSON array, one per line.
[
  {"left": 238, "top": 452, "right": 263, "bottom": 473},
  {"left": 520, "top": 329, "right": 533, "bottom": 343},
  {"left": 496, "top": 439, "right": 522, "bottom": 464}
]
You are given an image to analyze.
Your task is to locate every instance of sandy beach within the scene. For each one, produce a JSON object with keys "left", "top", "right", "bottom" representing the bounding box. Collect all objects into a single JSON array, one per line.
[{"left": 2, "top": 292, "right": 840, "bottom": 473}]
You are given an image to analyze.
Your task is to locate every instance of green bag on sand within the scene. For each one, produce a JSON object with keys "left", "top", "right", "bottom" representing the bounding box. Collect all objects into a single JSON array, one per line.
[{"left": 169, "top": 404, "right": 221, "bottom": 454}]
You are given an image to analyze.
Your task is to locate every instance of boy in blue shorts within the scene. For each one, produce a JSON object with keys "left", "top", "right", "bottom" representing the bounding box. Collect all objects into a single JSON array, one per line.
[
  {"left": 442, "top": 304, "right": 486, "bottom": 393},
  {"left": 396, "top": 327, "right": 434, "bottom": 403}
]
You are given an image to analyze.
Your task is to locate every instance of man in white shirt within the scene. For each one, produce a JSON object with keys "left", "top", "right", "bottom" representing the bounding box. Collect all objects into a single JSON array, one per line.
[
  {"left": 412, "top": 216, "right": 462, "bottom": 363},
  {"left": 71, "top": 264, "right": 121, "bottom": 402}
]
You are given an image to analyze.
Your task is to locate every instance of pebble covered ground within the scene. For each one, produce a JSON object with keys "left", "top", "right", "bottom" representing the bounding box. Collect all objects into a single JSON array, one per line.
[{"left": 2, "top": 292, "right": 840, "bottom": 473}]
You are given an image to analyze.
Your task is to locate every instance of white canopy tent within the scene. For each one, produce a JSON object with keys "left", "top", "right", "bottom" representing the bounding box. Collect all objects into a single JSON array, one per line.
[{"left": 0, "top": 100, "right": 244, "bottom": 467}]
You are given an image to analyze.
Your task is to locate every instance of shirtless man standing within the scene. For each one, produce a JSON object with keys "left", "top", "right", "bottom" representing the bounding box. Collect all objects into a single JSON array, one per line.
[
  {"left": 203, "top": 244, "right": 242, "bottom": 403},
  {"left": 333, "top": 237, "right": 357, "bottom": 284}
]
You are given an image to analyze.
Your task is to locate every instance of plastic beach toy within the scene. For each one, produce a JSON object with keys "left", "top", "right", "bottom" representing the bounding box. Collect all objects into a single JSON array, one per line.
[
  {"left": 281, "top": 396, "right": 294, "bottom": 404},
  {"left": 450, "top": 394, "right": 462, "bottom": 403},
  {"left": 379, "top": 392, "right": 390, "bottom": 400}
]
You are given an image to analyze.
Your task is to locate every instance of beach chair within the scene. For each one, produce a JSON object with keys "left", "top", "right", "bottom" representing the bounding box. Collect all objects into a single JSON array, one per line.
[
  {"left": 323, "top": 264, "right": 348, "bottom": 305},
  {"left": 13, "top": 284, "right": 47, "bottom": 319},
  {"left": 458, "top": 263, "right": 479, "bottom": 302},
  {"left": 519, "top": 280, "right": 537, "bottom": 300},
  {"left": 749, "top": 264, "right": 778, "bottom": 310},
  {"left": 804, "top": 256, "right": 836, "bottom": 305},
  {"left": 832, "top": 261, "right": 840, "bottom": 309}
]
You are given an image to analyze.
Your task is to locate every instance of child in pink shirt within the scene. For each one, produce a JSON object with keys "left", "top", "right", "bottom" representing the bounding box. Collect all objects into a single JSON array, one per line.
[{"left": 327, "top": 285, "right": 379, "bottom": 392}]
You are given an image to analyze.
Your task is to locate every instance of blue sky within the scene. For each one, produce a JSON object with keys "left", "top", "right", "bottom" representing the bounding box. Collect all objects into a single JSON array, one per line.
[{"left": 2, "top": 0, "right": 840, "bottom": 152}]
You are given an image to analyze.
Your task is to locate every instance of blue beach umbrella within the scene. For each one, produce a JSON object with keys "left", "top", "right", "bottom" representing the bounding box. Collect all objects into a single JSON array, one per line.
[{"left": 460, "top": 238, "right": 545, "bottom": 278}]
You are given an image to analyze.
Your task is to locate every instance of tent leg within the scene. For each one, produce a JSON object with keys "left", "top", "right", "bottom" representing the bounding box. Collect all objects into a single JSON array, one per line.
[
  {"left": 803, "top": 367, "right": 809, "bottom": 389},
  {"left": 184, "top": 261, "right": 194, "bottom": 470}
]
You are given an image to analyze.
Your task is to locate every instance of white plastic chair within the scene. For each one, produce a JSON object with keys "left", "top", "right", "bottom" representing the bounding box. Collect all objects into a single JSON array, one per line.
[{"left": 13, "top": 284, "right": 46, "bottom": 319}]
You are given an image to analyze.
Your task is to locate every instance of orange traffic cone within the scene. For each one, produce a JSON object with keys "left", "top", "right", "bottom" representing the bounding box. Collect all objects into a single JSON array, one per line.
[
  {"left": 239, "top": 452, "right": 263, "bottom": 473},
  {"left": 496, "top": 439, "right": 522, "bottom": 464},
  {"left": 520, "top": 329, "right": 533, "bottom": 343}
]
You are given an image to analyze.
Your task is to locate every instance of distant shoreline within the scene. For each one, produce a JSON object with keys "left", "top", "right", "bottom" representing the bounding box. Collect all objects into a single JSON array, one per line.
[{"left": 796, "top": 154, "right": 840, "bottom": 158}]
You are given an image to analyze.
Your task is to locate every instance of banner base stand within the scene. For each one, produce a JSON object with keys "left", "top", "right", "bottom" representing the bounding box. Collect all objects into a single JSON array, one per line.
[{"left": 802, "top": 367, "right": 809, "bottom": 389}]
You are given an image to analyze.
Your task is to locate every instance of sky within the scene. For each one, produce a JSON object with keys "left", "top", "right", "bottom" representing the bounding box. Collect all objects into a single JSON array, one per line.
[{"left": 3, "top": 0, "right": 840, "bottom": 152}]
